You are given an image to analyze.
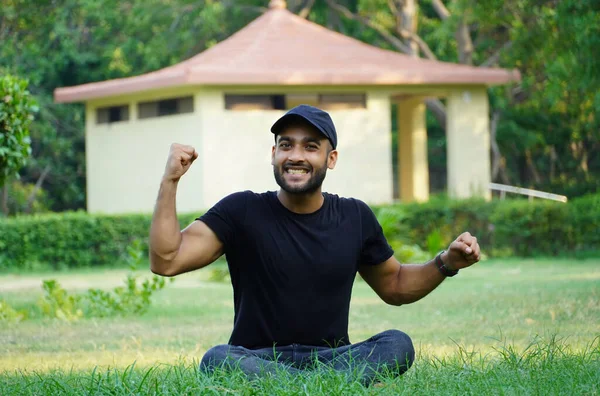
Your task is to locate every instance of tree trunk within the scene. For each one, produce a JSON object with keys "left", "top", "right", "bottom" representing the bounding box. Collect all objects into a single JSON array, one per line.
[
  {"left": 455, "top": 20, "right": 473, "bottom": 65},
  {"left": 1, "top": 183, "right": 8, "bottom": 216},
  {"left": 298, "top": 0, "right": 315, "bottom": 19},
  {"left": 425, "top": 98, "right": 447, "bottom": 128},
  {"left": 397, "top": 0, "right": 420, "bottom": 57},
  {"left": 525, "top": 149, "right": 542, "bottom": 184},
  {"left": 25, "top": 165, "right": 51, "bottom": 214},
  {"left": 490, "top": 110, "right": 510, "bottom": 184}
]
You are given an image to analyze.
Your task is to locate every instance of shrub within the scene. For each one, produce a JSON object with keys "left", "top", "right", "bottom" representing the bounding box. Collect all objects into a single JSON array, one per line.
[
  {"left": 379, "top": 194, "right": 600, "bottom": 258},
  {"left": 0, "top": 194, "right": 599, "bottom": 272},
  {"left": 2, "top": 240, "right": 172, "bottom": 322},
  {"left": 0, "top": 211, "right": 200, "bottom": 270}
]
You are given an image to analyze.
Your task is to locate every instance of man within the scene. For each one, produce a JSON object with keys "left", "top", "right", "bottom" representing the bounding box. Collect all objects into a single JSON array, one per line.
[{"left": 149, "top": 105, "right": 481, "bottom": 384}]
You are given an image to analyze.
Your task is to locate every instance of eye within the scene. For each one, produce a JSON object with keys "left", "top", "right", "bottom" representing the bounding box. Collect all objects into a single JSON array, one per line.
[
  {"left": 306, "top": 145, "right": 318, "bottom": 151},
  {"left": 279, "top": 143, "right": 291, "bottom": 148}
]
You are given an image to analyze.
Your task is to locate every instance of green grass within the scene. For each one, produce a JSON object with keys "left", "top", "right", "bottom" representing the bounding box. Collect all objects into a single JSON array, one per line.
[{"left": 1, "top": 258, "right": 599, "bottom": 394}]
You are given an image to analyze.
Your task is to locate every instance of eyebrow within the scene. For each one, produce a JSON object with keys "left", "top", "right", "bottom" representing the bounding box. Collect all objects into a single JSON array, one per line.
[{"left": 278, "top": 136, "right": 322, "bottom": 145}]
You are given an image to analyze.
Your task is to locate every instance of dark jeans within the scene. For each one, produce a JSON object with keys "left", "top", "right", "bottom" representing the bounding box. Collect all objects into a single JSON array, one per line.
[{"left": 200, "top": 329, "right": 415, "bottom": 385}]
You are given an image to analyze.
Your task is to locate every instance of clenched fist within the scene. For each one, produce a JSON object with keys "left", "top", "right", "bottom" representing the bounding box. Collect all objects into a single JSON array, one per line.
[
  {"left": 163, "top": 143, "right": 198, "bottom": 182},
  {"left": 443, "top": 232, "right": 481, "bottom": 270}
]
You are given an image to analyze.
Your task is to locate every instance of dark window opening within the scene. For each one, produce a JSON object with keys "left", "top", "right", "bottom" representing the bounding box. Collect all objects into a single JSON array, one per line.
[
  {"left": 225, "top": 95, "right": 286, "bottom": 110},
  {"left": 224, "top": 93, "right": 366, "bottom": 110},
  {"left": 158, "top": 99, "right": 178, "bottom": 116},
  {"left": 138, "top": 96, "right": 194, "bottom": 119},
  {"left": 97, "top": 104, "right": 129, "bottom": 124}
]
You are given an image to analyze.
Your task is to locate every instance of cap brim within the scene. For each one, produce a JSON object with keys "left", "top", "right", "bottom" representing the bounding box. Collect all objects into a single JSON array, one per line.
[{"left": 271, "top": 113, "right": 328, "bottom": 140}]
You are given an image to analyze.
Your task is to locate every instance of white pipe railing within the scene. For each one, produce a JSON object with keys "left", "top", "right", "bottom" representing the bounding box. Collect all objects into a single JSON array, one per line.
[{"left": 489, "top": 183, "right": 568, "bottom": 203}]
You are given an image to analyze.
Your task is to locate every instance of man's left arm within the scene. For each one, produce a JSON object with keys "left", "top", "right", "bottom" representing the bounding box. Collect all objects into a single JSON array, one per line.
[{"left": 359, "top": 232, "right": 481, "bottom": 306}]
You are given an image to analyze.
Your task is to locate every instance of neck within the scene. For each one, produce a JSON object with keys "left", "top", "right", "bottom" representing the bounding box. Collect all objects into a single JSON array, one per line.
[{"left": 277, "top": 188, "right": 324, "bottom": 214}]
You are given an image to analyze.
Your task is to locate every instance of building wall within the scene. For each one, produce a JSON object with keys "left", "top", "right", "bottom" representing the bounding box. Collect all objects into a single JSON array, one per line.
[
  {"left": 446, "top": 87, "right": 491, "bottom": 199},
  {"left": 197, "top": 88, "right": 393, "bottom": 208},
  {"left": 85, "top": 86, "right": 394, "bottom": 214},
  {"left": 85, "top": 87, "right": 204, "bottom": 214}
]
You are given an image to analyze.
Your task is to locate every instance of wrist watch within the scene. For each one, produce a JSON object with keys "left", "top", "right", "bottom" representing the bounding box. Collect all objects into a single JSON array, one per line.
[{"left": 435, "top": 250, "right": 458, "bottom": 277}]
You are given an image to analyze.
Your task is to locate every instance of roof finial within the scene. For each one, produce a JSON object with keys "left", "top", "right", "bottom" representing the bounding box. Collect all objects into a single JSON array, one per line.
[{"left": 269, "top": 0, "right": 287, "bottom": 9}]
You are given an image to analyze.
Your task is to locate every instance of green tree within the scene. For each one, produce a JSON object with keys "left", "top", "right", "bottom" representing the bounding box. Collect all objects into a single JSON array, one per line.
[
  {"left": 0, "top": 74, "right": 38, "bottom": 213},
  {"left": 324, "top": 0, "right": 600, "bottom": 196}
]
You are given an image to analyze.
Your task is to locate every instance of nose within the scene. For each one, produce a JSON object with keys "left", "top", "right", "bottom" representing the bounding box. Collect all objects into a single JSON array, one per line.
[{"left": 287, "top": 146, "right": 305, "bottom": 163}]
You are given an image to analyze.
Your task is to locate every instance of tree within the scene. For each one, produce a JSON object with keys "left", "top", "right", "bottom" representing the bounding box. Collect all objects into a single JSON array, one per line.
[
  {"left": 0, "top": 74, "right": 38, "bottom": 213},
  {"left": 322, "top": 0, "right": 600, "bottom": 196}
]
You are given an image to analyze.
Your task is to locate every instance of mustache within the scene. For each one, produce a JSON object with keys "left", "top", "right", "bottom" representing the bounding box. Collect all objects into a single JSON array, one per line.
[{"left": 282, "top": 163, "right": 312, "bottom": 172}]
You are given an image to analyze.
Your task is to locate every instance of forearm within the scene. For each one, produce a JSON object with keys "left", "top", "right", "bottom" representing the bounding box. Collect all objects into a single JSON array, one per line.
[
  {"left": 149, "top": 179, "right": 182, "bottom": 267},
  {"left": 391, "top": 257, "right": 446, "bottom": 305}
]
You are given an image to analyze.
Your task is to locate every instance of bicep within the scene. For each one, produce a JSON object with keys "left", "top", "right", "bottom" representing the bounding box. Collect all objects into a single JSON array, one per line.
[
  {"left": 358, "top": 256, "right": 402, "bottom": 305},
  {"left": 167, "top": 220, "right": 224, "bottom": 276}
]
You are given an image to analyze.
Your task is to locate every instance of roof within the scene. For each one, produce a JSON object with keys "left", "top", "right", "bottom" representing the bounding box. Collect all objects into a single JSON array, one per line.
[{"left": 54, "top": 1, "right": 521, "bottom": 103}]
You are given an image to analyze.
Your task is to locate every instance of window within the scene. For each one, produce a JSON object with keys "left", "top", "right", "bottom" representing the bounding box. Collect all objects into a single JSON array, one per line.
[
  {"left": 225, "top": 95, "right": 286, "bottom": 110},
  {"left": 96, "top": 104, "right": 129, "bottom": 124},
  {"left": 138, "top": 96, "right": 194, "bottom": 119},
  {"left": 224, "top": 93, "right": 366, "bottom": 110},
  {"left": 318, "top": 94, "right": 366, "bottom": 109}
]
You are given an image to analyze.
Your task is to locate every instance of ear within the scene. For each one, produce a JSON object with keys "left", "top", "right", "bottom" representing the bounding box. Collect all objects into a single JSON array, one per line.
[
  {"left": 271, "top": 145, "right": 276, "bottom": 165},
  {"left": 327, "top": 149, "right": 338, "bottom": 170}
]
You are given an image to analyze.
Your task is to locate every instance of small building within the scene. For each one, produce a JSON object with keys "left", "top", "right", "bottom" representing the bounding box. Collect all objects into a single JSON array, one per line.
[{"left": 54, "top": 0, "right": 520, "bottom": 214}]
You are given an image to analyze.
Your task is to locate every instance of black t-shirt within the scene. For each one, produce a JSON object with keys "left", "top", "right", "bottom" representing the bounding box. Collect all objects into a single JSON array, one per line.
[{"left": 198, "top": 191, "right": 393, "bottom": 349}]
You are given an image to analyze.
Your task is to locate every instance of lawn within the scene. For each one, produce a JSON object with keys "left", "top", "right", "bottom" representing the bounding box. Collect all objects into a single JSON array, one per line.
[{"left": 1, "top": 258, "right": 599, "bottom": 394}]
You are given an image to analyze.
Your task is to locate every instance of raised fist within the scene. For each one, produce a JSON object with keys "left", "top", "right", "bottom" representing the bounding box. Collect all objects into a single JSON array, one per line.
[{"left": 163, "top": 143, "right": 198, "bottom": 182}]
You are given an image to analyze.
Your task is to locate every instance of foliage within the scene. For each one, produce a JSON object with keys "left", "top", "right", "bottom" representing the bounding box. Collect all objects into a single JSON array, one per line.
[
  {"left": 0, "top": 74, "right": 38, "bottom": 188},
  {"left": 2, "top": 196, "right": 599, "bottom": 274},
  {"left": 0, "top": 211, "right": 199, "bottom": 270},
  {"left": 2, "top": 240, "right": 172, "bottom": 322},
  {"left": 206, "top": 259, "right": 231, "bottom": 283},
  {"left": 2, "top": 179, "right": 49, "bottom": 215},
  {"left": 81, "top": 240, "right": 170, "bottom": 317},
  {"left": 0, "top": 300, "right": 27, "bottom": 323},
  {"left": 38, "top": 279, "right": 83, "bottom": 321}
]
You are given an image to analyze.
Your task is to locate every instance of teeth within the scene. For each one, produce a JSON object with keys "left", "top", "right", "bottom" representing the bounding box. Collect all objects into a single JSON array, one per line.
[{"left": 287, "top": 169, "right": 308, "bottom": 174}]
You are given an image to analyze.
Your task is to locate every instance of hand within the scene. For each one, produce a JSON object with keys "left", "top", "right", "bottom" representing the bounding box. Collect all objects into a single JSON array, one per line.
[
  {"left": 442, "top": 232, "right": 481, "bottom": 270},
  {"left": 163, "top": 143, "right": 198, "bottom": 182}
]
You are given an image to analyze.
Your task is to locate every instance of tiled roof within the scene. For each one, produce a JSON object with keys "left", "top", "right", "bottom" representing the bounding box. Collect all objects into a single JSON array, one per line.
[{"left": 54, "top": 4, "right": 520, "bottom": 103}]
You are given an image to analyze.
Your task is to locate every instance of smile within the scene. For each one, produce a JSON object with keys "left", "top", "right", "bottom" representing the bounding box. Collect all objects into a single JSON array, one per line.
[
  {"left": 286, "top": 169, "right": 309, "bottom": 174},
  {"left": 284, "top": 166, "right": 311, "bottom": 175}
]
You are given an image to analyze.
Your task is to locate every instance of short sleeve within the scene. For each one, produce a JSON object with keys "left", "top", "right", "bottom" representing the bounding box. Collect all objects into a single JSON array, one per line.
[
  {"left": 357, "top": 201, "right": 394, "bottom": 266},
  {"left": 196, "top": 191, "right": 249, "bottom": 250}
]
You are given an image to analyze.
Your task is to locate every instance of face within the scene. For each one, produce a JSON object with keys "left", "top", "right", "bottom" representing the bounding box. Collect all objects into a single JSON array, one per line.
[{"left": 271, "top": 124, "right": 337, "bottom": 195}]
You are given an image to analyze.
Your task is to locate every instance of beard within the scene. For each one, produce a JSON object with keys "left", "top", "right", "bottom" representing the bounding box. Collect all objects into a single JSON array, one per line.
[{"left": 273, "top": 161, "right": 328, "bottom": 195}]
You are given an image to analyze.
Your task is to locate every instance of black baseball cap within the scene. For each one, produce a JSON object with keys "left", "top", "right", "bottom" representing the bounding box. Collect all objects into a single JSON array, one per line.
[{"left": 270, "top": 104, "right": 337, "bottom": 149}]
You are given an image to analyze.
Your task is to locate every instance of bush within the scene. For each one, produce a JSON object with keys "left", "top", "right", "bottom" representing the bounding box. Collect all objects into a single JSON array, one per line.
[
  {"left": 377, "top": 194, "right": 600, "bottom": 258},
  {"left": 0, "top": 211, "right": 200, "bottom": 270},
  {"left": 0, "top": 194, "right": 599, "bottom": 271},
  {"left": 1, "top": 240, "right": 172, "bottom": 323}
]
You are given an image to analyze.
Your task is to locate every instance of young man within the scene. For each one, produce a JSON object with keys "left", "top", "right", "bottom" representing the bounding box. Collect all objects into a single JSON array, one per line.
[{"left": 149, "top": 105, "right": 481, "bottom": 384}]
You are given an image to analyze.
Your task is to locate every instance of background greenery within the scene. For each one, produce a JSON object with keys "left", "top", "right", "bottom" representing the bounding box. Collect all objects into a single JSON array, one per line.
[
  {"left": 0, "top": 0, "right": 598, "bottom": 215},
  {"left": 0, "top": 194, "right": 598, "bottom": 271}
]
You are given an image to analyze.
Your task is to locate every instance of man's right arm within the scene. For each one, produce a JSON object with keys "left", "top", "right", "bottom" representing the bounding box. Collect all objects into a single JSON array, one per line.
[{"left": 149, "top": 143, "right": 224, "bottom": 277}]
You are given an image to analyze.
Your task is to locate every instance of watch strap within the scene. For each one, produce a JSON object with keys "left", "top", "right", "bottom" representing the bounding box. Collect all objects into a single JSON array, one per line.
[{"left": 435, "top": 250, "right": 458, "bottom": 277}]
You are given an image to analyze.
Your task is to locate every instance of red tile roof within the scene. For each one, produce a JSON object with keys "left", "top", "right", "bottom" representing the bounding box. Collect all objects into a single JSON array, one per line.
[{"left": 54, "top": 4, "right": 520, "bottom": 103}]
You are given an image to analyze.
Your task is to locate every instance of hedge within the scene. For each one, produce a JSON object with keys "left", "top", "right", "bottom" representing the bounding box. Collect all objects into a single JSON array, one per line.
[
  {"left": 1, "top": 194, "right": 599, "bottom": 271},
  {"left": 0, "top": 212, "right": 200, "bottom": 271}
]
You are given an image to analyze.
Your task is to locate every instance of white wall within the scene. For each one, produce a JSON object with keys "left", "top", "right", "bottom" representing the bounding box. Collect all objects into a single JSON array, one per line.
[
  {"left": 86, "top": 89, "right": 204, "bottom": 214},
  {"left": 85, "top": 87, "right": 394, "bottom": 214},
  {"left": 198, "top": 89, "right": 393, "bottom": 208},
  {"left": 446, "top": 88, "right": 491, "bottom": 199}
]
